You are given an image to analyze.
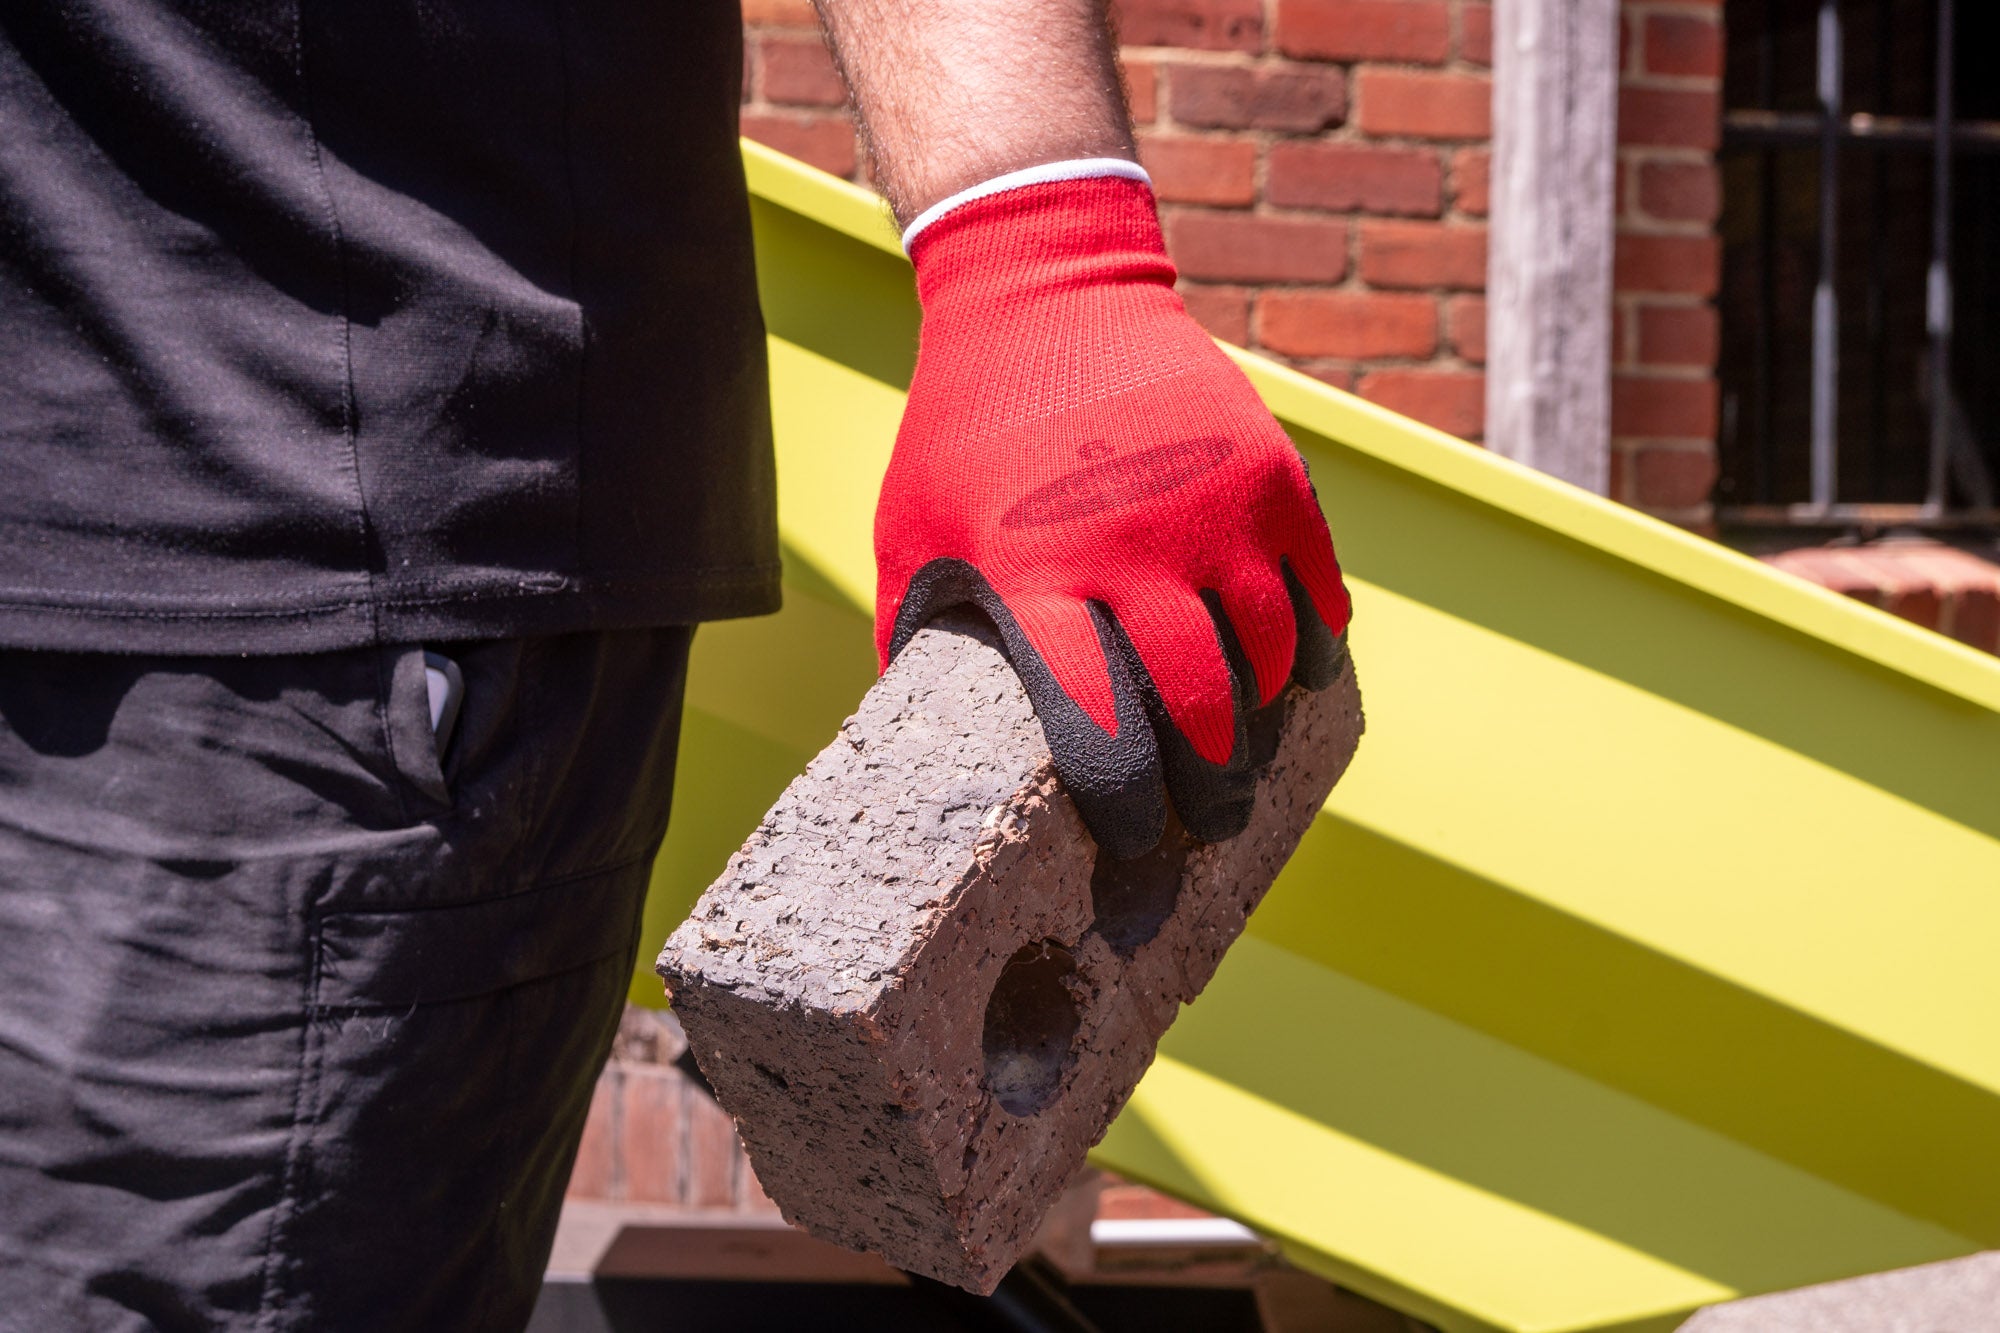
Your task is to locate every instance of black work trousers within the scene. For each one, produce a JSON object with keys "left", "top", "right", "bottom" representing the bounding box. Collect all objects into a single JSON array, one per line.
[{"left": 0, "top": 628, "right": 694, "bottom": 1332}]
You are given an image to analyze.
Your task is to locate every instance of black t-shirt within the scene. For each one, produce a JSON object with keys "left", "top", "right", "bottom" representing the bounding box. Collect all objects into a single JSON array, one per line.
[{"left": 0, "top": 1, "right": 779, "bottom": 653}]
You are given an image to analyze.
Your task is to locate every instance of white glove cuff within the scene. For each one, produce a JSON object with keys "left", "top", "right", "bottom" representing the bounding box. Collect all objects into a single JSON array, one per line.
[{"left": 899, "top": 157, "right": 1153, "bottom": 253}]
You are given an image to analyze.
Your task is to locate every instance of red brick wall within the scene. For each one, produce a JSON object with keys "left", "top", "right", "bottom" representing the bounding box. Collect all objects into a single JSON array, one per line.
[
  {"left": 740, "top": 0, "right": 1724, "bottom": 519},
  {"left": 567, "top": 1010, "right": 785, "bottom": 1213},
  {"left": 1610, "top": 0, "right": 1724, "bottom": 523}
]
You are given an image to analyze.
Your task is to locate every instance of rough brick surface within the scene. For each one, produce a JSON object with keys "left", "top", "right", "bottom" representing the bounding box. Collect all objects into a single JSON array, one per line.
[
  {"left": 1167, "top": 210, "right": 1349, "bottom": 284},
  {"left": 1613, "top": 234, "right": 1721, "bottom": 295},
  {"left": 1636, "top": 160, "right": 1721, "bottom": 223},
  {"left": 1642, "top": 12, "right": 1724, "bottom": 79},
  {"left": 741, "top": 0, "right": 815, "bottom": 25},
  {"left": 1178, "top": 282, "right": 1252, "bottom": 345},
  {"left": 1140, "top": 135, "right": 1259, "bottom": 206},
  {"left": 1631, "top": 442, "right": 1718, "bottom": 508},
  {"left": 1617, "top": 87, "right": 1721, "bottom": 150},
  {"left": 1360, "top": 367, "right": 1486, "bottom": 438},
  {"left": 657, "top": 615, "right": 1363, "bottom": 1292},
  {"left": 1112, "top": 0, "right": 1265, "bottom": 51},
  {"left": 1123, "top": 57, "right": 1159, "bottom": 123},
  {"left": 1611, "top": 374, "right": 1718, "bottom": 440},
  {"left": 760, "top": 34, "right": 846, "bottom": 107},
  {"left": 1459, "top": 2, "right": 1492, "bottom": 65},
  {"left": 1450, "top": 147, "right": 1490, "bottom": 216},
  {"left": 1258, "top": 289, "right": 1438, "bottom": 360},
  {"left": 1275, "top": 0, "right": 1451, "bottom": 64},
  {"left": 1357, "top": 69, "right": 1491, "bottom": 139},
  {"left": 1446, "top": 293, "right": 1486, "bottom": 364},
  {"left": 1267, "top": 142, "right": 1442, "bottom": 217},
  {"left": 738, "top": 111, "right": 857, "bottom": 178},
  {"left": 1636, "top": 304, "right": 1719, "bottom": 367},
  {"left": 1166, "top": 61, "right": 1347, "bottom": 133},
  {"left": 1762, "top": 541, "right": 2000, "bottom": 655},
  {"left": 1360, "top": 220, "right": 1487, "bottom": 290}
]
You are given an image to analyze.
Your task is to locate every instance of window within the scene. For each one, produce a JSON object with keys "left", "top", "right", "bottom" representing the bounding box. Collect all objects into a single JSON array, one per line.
[{"left": 1716, "top": 0, "right": 1999, "bottom": 527}]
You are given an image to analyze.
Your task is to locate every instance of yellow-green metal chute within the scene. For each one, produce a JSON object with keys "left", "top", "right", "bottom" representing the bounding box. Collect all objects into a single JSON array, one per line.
[{"left": 638, "top": 141, "right": 2000, "bottom": 1333}]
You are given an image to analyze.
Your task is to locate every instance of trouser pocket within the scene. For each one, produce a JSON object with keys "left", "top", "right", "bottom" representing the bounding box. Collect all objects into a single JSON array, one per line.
[{"left": 269, "top": 861, "right": 652, "bottom": 1333}]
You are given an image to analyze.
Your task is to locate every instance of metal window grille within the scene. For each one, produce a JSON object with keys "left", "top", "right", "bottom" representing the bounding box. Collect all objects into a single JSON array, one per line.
[{"left": 1716, "top": 0, "right": 1999, "bottom": 529}]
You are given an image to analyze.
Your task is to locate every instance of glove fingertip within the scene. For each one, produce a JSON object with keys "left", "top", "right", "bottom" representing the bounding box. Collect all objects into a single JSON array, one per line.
[
  {"left": 1282, "top": 558, "right": 1347, "bottom": 692},
  {"left": 1051, "top": 603, "right": 1168, "bottom": 860},
  {"left": 1111, "top": 598, "right": 1259, "bottom": 846}
]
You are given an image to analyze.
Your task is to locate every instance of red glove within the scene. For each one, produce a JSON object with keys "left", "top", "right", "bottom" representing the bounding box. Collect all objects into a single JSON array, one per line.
[{"left": 875, "top": 163, "right": 1351, "bottom": 859}]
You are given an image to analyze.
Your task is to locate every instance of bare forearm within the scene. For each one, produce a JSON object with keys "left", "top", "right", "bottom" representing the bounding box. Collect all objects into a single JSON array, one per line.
[{"left": 813, "top": 0, "right": 1137, "bottom": 227}]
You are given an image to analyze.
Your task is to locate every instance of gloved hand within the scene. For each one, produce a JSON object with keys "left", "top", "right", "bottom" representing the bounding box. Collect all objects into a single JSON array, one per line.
[{"left": 875, "top": 161, "right": 1351, "bottom": 860}]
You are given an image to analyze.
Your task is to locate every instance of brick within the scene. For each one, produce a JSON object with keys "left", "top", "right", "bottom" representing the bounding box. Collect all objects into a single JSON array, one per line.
[
  {"left": 1883, "top": 585, "right": 1946, "bottom": 631},
  {"left": 685, "top": 1080, "right": 741, "bottom": 1208},
  {"left": 1618, "top": 87, "right": 1721, "bottom": 150},
  {"left": 1447, "top": 293, "right": 1486, "bottom": 363},
  {"left": 740, "top": 112, "right": 857, "bottom": 178},
  {"left": 1853, "top": 554, "right": 1945, "bottom": 627},
  {"left": 1179, "top": 281, "right": 1251, "bottom": 345},
  {"left": 1461, "top": 2, "right": 1493, "bottom": 65},
  {"left": 1644, "top": 13, "right": 1724, "bottom": 79},
  {"left": 1884, "top": 545, "right": 2000, "bottom": 598},
  {"left": 1608, "top": 442, "right": 1632, "bottom": 502},
  {"left": 1112, "top": 0, "right": 1264, "bottom": 52},
  {"left": 1872, "top": 544, "right": 2000, "bottom": 638},
  {"left": 1301, "top": 362, "right": 1358, "bottom": 391},
  {"left": 1124, "top": 57, "right": 1158, "bottom": 123},
  {"left": 1167, "top": 210, "right": 1349, "bottom": 283},
  {"left": 1637, "top": 303, "right": 1719, "bottom": 367},
  {"left": 1763, "top": 547, "right": 1884, "bottom": 602},
  {"left": 657, "top": 615, "right": 1364, "bottom": 1292},
  {"left": 1359, "top": 220, "right": 1487, "bottom": 290},
  {"left": 1613, "top": 374, "right": 1719, "bottom": 439},
  {"left": 1031, "top": 1174, "right": 1105, "bottom": 1276},
  {"left": 1632, "top": 444, "right": 1718, "bottom": 508},
  {"left": 742, "top": 0, "right": 817, "bottom": 26},
  {"left": 761, "top": 34, "right": 846, "bottom": 107},
  {"left": 1275, "top": 0, "right": 1451, "bottom": 64},
  {"left": 1357, "top": 69, "right": 1492, "bottom": 139},
  {"left": 1099, "top": 1183, "right": 1216, "bottom": 1221},
  {"left": 1952, "top": 586, "right": 2000, "bottom": 653},
  {"left": 1451, "top": 148, "right": 1490, "bottom": 215},
  {"left": 609, "top": 1004, "right": 689, "bottom": 1066},
  {"left": 1258, "top": 289, "right": 1438, "bottom": 359},
  {"left": 1637, "top": 159, "right": 1721, "bottom": 223},
  {"left": 621, "top": 1067, "right": 686, "bottom": 1203},
  {"left": 1267, "top": 142, "right": 1442, "bottom": 217},
  {"left": 1167, "top": 62, "right": 1346, "bottom": 134},
  {"left": 1615, "top": 233, "right": 1721, "bottom": 295},
  {"left": 1139, "top": 135, "right": 1258, "bottom": 206},
  {"left": 566, "top": 1072, "right": 618, "bottom": 1200},
  {"left": 1360, "top": 368, "right": 1485, "bottom": 438}
]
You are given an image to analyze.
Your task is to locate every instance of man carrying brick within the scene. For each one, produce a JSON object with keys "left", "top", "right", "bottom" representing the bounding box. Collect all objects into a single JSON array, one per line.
[{"left": 0, "top": 2, "right": 1348, "bottom": 1328}]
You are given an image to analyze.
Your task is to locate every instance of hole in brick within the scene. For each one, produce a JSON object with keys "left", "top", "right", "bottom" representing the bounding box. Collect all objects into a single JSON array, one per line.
[
  {"left": 981, "top": 942, "right": 1082, "bottom": 1116},
  {"left": 1089, "top": 807, "right": 1196, "bottom": 958}
]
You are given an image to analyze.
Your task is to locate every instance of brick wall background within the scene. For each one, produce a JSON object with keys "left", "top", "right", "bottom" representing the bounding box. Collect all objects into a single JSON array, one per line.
[
  {"left": 739, "top": 0, "right": 1724, "bottom": 522},
  {"left": 1611, "top": 0, "right": 1725, "bottom": 524},
  {"left": 738, "top": 2, "right": 2000, "bottom": 650}
]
